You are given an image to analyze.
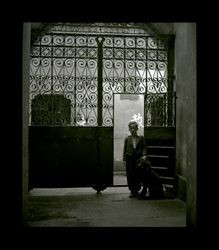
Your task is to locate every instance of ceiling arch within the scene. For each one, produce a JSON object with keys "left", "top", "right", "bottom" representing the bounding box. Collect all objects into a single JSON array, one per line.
[{"left": 31, "top": 22, "right": 174, "bottom": 44}]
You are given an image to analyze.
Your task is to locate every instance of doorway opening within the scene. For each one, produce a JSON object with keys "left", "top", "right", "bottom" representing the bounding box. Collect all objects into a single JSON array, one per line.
[{"left": 113, "top": 94, "right": 144, "bottom": 186}]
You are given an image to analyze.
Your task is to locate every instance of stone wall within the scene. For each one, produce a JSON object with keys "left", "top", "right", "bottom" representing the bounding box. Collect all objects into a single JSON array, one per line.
[{"left": 174, "top": 23, "right": 196, "bottom": 226}]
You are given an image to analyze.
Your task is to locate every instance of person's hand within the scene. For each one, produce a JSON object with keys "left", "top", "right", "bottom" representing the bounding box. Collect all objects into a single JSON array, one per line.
[{"left": 141, "top": 156, "right": 147, "bottom": 160}]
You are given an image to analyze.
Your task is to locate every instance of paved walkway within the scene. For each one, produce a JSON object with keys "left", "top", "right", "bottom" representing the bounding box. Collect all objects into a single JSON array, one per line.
[{"left": 25, "top": 186, "right": 186, "bottom": 227}]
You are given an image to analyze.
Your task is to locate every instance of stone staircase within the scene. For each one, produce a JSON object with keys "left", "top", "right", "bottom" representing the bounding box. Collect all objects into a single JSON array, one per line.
[
  {"left": 146, "top": 141, "right": 177, "bottom": 195},
  {"left": 113, "top": 138, "right": 177, "bottom": 195}
]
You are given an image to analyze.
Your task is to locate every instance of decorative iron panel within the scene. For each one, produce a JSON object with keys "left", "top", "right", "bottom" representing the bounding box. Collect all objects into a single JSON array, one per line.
[
  {"left": 144, "top": 92, "right": 176, "bottom": 127},
  {"left": 31, "top": 94, "right": 71, "bottom": 125},
  {"left": 102, "top": 36, "right": 170, "bottom": 126},
  {"left": 30, "top": 29, "right": 174, "bottom": 127},
  {"left": 30, "top": 34, "right": 98, "bottom": 126}
]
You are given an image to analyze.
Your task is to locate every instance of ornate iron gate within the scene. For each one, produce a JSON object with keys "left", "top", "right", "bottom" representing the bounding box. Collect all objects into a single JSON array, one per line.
[{"left": 29, "top": 24, "right": 175, "bottom": 190}]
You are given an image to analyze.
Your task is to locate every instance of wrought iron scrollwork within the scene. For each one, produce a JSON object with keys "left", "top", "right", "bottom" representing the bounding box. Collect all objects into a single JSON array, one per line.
[
  {"left": 31, "top": 94, "right": 71, "bottom": 125},
  {"left": 30, "top": 28, "right": 173, "bottom": 127},
  {"left": 144, "top": 92, "right": 175, "bottom": 127}
]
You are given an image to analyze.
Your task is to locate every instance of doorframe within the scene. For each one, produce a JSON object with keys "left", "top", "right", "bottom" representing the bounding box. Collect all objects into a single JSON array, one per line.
[{"left": 113, "top": 93, "right": 145, "bottom": 186}]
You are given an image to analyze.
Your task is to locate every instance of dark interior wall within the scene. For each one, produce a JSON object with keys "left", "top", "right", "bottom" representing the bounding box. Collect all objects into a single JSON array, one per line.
[
  {"left": 22, "top": 23, "right": 31, "bottom": 223},
  {"left": 174, "top": 23, "right": 196, "bottom": 226}
]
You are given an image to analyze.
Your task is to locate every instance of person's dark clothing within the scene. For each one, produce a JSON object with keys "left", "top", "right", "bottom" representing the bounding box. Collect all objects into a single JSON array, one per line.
[
  {"left": 123, "top": 136, "right": 147, "bottom": 194},
  {"left": 123, "top": 136, "right": 147, "bottom": 160}
]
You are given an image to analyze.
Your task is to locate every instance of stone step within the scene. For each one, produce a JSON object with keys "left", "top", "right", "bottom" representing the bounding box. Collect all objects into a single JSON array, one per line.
[
  {"left": 151, "top": 166, "right": 168, "bottom": 170},
  {"left": 148, "top": 154, "right": 169, "bottom": 158},
  {"left": 160, "top": 176, "right": 175, "bottom": 180},
  {"left": 147, "top": 146, "right": 175, "bottom": 149}
]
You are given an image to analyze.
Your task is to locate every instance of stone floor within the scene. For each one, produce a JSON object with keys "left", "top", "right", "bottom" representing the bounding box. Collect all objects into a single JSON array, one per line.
[{"left": 25, "top": 183, "right": 186, "bottom": 227}]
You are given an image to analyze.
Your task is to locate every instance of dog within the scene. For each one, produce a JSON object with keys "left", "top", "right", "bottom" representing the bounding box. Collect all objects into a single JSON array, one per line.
[{"left": 136, "top": 157, "right": 164, "bottom": 199}]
